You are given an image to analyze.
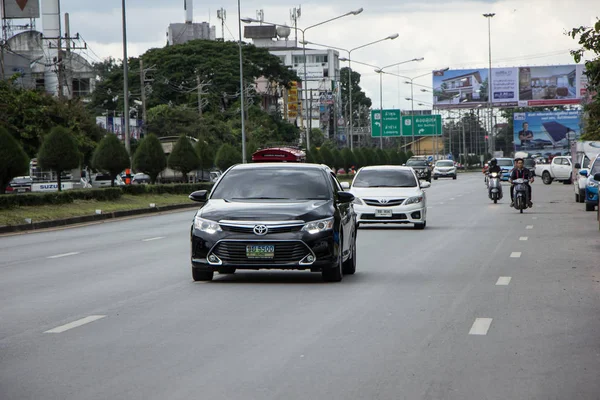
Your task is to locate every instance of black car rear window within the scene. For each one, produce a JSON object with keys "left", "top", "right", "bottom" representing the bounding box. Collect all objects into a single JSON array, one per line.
[
  {"left": 406, "top": 160, "right": 428, "bottom": 167},
  {"left": 210, "top": 167, "right": 331, "bottom": 200}
]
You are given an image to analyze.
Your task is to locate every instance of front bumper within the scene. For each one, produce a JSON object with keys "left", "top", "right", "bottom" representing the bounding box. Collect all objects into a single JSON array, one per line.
[
  {"left": 414, "top": 170, "right": 431, "bottom": 180},
  {"left": 433, "top": 169, "right": 456, "bottom": 178},
  {"left": 191, "top": 229, "right": 337, "bottom": 271},
  {"left": 354, "top": 203, "right": 426, "bottom": 224},
  {"left": 585, "top": 185, "right": 599, "bottom": 204}
]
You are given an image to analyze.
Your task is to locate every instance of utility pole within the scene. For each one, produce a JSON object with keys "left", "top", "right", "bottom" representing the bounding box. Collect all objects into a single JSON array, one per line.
[
  {"left": 140, "top": 59, "right": 148, "bottom": 136},
  {"left": 195, "top": 75, "right": 210, "bottom": 116}
]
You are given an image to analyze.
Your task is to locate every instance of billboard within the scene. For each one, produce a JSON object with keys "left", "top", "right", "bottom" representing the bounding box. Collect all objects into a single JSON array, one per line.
[
  {"left": 513, "top": 110, "right": 582, "bottom": 155},
  {"left": 433, "top": 64, "right": 587, "bottom": 109},
  {"left": 1, "top": 0, "right": 40, "bottom": 19}
]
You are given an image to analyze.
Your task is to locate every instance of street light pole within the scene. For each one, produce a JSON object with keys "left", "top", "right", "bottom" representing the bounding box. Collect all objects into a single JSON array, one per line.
[
  {"left": 484, "top": 13, "right": 495, "bottom": 155},
  {"left": 121, "top": 0, "right": 130, "bottom": 156},
  {"left": 244, "top": 9, "right": 363, "bottom": 151},
  {"left": 379, "top": 72, "right": 383, "bottom": 149},
  {"left": 237, "top": 0, "right": 246, "bottom": 163}
]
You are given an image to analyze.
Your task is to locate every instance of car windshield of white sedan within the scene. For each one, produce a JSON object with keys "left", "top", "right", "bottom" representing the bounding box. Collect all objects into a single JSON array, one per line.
[
  {"left": 436, "top": 161, "right": 454, "bottom": 167},
  {"left": 210, "top": 168, "right": 331, "bottom": 200},
  {"left": 353, "top": 170, "right": 417, "bottom": 188}
]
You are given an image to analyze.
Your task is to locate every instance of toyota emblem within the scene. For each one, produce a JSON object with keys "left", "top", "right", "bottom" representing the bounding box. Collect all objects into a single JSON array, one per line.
[
  {"left": 253, "top": 225, "right": 268, "bottom": 236},
  {"left": 379, "top": 199, "right": 389, "bottom": 204}
]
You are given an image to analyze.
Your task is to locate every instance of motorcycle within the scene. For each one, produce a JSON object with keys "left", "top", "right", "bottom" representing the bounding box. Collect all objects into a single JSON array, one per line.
[
  {"left": 488, "top": 172, "right": 503, "bottom": 203},
  {"left": 513, "top": 178, "right": 531, "bottom": 213}
]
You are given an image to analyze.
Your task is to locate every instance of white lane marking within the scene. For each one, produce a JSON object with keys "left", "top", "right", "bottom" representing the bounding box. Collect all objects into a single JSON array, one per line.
[
  {"left": 526, "top": 225, "right": 533, "bottom": 230},
  {"left": 519, "top": 237, "right": 528, "bottom": 241},
  {"left": 450, "top": 197, "right": 456, "bottom": 200},
  {"left": 496, "top": 276, "right": 512, "bottom": 286},
  {"left": 142, "top": 236, "right": 165, "bottom": 242},
  {"left": 440, "top": 202, "right": 445, "bottom": 205},
  {"left": 469, "top": 318, "right": 493, "bottom": 335},
  {"left": 510, "top": 252, "right": 522, "bottom": 258},
  {"left": 45, "top": 315, "right": 106, "bottom": 333},
  {"left": 47, "top": 252, "right": 80, "bottom": 259}
]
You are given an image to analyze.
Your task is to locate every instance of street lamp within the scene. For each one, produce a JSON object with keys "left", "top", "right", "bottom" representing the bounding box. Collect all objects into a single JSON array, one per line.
[
  {"left": 301, "top": 34, "right": 399, "bottom": 150},
  {"left": 483, "top": 13, "right": 495, "bottom": 155},
  {"left": 242, "top": 8, "right": 363, "bottom": 150},
  {"left": 121, "top": 0, "right": 131, "bottom": 157},
  {"left": 237, "top": 0, "right": 247, "bottom": 162},
  {"left": 382, "top": 67, "right": 447, "bottom": 154},
  {"left": 341, "top": 58, "right": 423, "bottom": 149}
]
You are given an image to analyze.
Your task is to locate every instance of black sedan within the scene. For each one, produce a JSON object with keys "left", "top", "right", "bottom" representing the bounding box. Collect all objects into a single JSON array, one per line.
[
  {"left": 189, "top": 163, "right": 358, "bottom": 282},
  {"left": 406, "top": 159, "right": 432, "bottom": 182}
]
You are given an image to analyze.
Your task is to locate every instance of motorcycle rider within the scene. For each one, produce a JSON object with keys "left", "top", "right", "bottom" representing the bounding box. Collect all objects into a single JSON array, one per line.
[
  {"left": 488, "top": 158, "right": 502, "bottom": 175},
  {"left": 509, "top": 157, "right": 534, "bottom": 207}
]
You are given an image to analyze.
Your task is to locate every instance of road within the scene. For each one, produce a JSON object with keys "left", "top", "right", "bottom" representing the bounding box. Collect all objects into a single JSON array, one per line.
[{"left": 1, "top": 173, "right": 599, "bottom": 400}]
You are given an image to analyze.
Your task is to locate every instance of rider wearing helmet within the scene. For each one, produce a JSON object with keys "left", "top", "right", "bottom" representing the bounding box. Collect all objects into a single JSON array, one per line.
[
  {"left": 509, "top": 157, "right": 534, "bottom": 207},
  {"left": 488, "top": 158, "right": 502, "bottom": 174}
]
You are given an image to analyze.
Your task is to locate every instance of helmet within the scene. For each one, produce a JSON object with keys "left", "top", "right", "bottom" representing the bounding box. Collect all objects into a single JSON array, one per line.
[{"left": 490, "top": 158, "right": 497, "bottom": 167}]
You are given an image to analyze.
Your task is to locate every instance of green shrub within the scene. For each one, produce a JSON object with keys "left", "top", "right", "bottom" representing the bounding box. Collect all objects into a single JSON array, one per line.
[
  {"left": 121, "top": 183, "right": 214, "bottom": 196},
  {"left": 0, "top": 187, "right": 122, "bottom": 209}
]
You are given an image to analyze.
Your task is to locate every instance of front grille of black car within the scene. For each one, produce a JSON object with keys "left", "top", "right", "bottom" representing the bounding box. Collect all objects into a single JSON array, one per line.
[
  {"left": 211, "top": 241, "right": 310, "bottom": 264},
  {"left": 220, "top": 225, "right": 302, "bottom": 234},
  {"left": 363, "top": 198, "right": 405, "bottom": 207},
  {"left": 360, "top": 213, "right": 407, "bottom": 220}
]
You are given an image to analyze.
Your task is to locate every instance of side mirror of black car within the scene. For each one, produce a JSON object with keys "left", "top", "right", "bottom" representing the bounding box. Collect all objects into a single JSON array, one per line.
[
  {"left": 189, "top": 190, "right": 208, "bottom": 202},
  {"left": 337, "top": 191, "right": 355, "bottom": 204},
  {"left": 595, "top": 173, "right": 600, "bottom": 181},
  {"left": 574, "top": 163, "right": 581, "bottom": 169}
]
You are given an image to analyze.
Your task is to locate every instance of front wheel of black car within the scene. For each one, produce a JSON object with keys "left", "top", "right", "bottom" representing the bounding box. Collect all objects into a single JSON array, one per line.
[
  {"left": 342, "top": 236, "right": 356, "bottom": 275},
  {"left": 322, "top": 236, "right": 343, "bottom": 282},
  {"left": 192, "top": 268, "right": 214, "bottom": 281}
]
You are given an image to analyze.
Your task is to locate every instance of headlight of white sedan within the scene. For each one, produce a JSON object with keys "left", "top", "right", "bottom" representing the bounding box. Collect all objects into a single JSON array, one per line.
[
  {"left": 194, "top": 216, "right": 222, "bottom": 234},
  {"left": 404, "top": 195, "right": 424, "bottom": 205},
  {"left": 352, "top": 197, "right": 364, "bottom": 205}
]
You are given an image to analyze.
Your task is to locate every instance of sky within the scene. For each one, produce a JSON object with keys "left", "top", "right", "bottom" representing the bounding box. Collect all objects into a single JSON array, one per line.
[{"left": 8, "top": 0, "right": 600, "bottom": 112}]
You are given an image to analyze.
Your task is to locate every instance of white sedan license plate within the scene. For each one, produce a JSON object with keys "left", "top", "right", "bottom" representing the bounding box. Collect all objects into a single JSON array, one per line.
[{"left": 375, "top": 209, "right": 393, "bottom": 218}]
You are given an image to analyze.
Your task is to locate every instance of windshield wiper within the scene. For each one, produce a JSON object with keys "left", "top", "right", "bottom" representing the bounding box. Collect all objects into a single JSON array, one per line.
[{"left": 232, "top": 197, "right": 289, "bottom": 200}]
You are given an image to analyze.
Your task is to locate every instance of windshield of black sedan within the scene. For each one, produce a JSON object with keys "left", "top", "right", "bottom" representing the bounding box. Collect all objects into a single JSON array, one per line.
[
  {"left": 210, "top": 167, "right": 331, "bottom": 200},
  {"left": 406, "top": 160, "right": 428, "bottom": 167},
  {"left": 353, "top": 169, "right": 417, "bottom": 188}
]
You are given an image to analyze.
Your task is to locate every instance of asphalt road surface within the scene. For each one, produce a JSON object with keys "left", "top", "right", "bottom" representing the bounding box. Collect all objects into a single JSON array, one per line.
[{"left": 1, "top": 173, "right": 600, "bottom": 400}]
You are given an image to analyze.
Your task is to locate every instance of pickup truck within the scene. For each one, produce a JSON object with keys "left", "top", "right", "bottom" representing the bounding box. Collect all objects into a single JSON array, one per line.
[{"left": 536, "top": 156, "right": 572, "bottom": 185}]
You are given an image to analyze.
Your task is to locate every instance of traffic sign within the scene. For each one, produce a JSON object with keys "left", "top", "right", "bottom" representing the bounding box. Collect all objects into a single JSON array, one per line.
[
  {"left": 401, "top": 115, "right": 442, "bottom": 136},
  {"left": 371, "top": 109, "right": 401, "bottom": 137}
]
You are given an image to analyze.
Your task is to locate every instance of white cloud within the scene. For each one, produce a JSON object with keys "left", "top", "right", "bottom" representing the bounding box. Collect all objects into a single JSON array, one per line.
[{"left": 47, "top": 0, "right": 600, "bottom": 110}]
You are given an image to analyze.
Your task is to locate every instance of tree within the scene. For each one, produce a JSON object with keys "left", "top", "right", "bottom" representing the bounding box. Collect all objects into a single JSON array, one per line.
[
  {"left": 319, "top": 146, "right": 335, "bottom": 168},
  {"left": 309, "top": 145, "right": 323, "bottom": 164},
  {"left": 332, "top": 149, "right": 344, "bottom": 170},
  {"left": 341, "top": 147, "right": 355, "bottom": 170},
  {"left": 310, "top": 128, "right": 325, "bottom": 147},
  {"left": 37, "top": 126, "right": 81, "bottom": 191},
  {"left": 146, "top": 105, "right": 202, "bottom": 138},
  {"left": 376, "top": 148, "right": 389, "bottom": 165},
  {"left": 340, "top": 68, "right": 373, "bottom": 129},
  {"left": 168, "top": 135, "right": 200, "bottom": 181},
  {"left": 398, "top": 150, "right": 408, "bottom": 165},
  {"left": 215, "top": 143, "right": 242, "bottom": 171},
  {"left": 353, "top": 148, "right": 366, "bottom": 169},
  {"left": 195, "top": 140, "right": 216, "bottom": 180},
  {"left": 133, "top": 134, "right": 167, "bottom": 184},
  {"left": 0, "top": 127, "right": 29, "bottom": 191},
  {"left": 570, "top": 20, "right": 600, "bottom": 140},
  {"left": 91, "top": 133, "right": 130, "bottom": 187}
]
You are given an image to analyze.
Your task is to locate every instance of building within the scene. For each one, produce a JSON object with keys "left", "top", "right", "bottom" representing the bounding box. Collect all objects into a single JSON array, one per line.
[
  {"left": 243, "top": 24, "right": 342, "bottom": 144},
  {"left": 166, "top": 0, "right": 216, "bottom": 45},
  {"left": 1, "top": 30, "right": 95, "bottom": 98}
]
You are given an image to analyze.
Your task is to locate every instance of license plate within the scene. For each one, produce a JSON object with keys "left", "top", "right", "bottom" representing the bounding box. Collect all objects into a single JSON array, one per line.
[
  {"left": 246, "top": 245, "right": 275, "bottom": 259},
  {"left": 375, "top": 209, "right": 393, "bottom": 218}
]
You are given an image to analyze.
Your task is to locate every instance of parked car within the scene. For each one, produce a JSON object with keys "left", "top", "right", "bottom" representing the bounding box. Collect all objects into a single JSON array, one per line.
[
  {"left": 536, "top": 155, "right": 572, "bottom": 185},
  {"left": 432, "top": 160, "right": 457, "bottom": 180},
  {"left": 132, "top": 173, "right": 151, "bottom": 185},
  {"left": 4, "top": 176, "right": 33, "bottom": 194},
  {"left": 344, "top": 165, "right": 430, "bottom": 229},
  {"left": 188, "top": 163, "right": 357, "bottom": 282},
  {"left": 89, "top": 173, "right": 125, "bottom": 188},
  {"left": 580, "top": 155, "right": 600, "bottom": 212}
]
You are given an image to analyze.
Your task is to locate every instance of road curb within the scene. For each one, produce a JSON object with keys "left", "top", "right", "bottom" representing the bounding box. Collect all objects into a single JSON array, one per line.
[{"left": 0, "top": 203, "right": 199, "bottom": 234}]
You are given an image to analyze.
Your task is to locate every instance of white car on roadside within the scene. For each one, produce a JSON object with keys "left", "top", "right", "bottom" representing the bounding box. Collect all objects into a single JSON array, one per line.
[{"left": 341, "top": 165, "right": 430, "bottom": 229}]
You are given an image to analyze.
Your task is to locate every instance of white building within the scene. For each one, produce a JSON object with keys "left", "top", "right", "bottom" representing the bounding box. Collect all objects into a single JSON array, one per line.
[
  {"left": 166, "top": 0, "right": 216, "bottom": 45},
  {"left": 244, "top": 24, "right": 342, "bottom": 144}
]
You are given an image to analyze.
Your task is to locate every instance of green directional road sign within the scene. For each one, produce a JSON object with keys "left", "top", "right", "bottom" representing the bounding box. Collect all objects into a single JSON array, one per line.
[
  {"left": 401, "top": 115, "right": 442, "bottom": 136},
  {"left": 370, "top": 109, "right": 401, "bottom": 137}
]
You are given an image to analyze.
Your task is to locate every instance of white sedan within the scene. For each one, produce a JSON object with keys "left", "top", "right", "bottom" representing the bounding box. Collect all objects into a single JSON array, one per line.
[{"left": 341, "top": 165, "right": 430, "bottom": 229}]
